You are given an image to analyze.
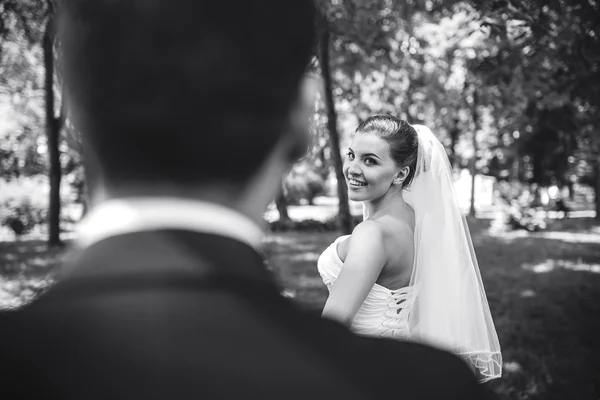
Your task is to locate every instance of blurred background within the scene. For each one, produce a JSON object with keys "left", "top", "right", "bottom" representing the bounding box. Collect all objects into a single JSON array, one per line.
[{"left": 1, "top": 0, "right": 599, "bottom": 398}]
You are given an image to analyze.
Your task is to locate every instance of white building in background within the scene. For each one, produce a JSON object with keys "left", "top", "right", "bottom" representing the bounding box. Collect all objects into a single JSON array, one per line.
[{"left": 453, "top": 169, "right": 496, "bottom": 212}]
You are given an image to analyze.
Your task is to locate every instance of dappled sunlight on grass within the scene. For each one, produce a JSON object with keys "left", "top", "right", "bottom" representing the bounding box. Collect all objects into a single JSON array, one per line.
[
  {"left": 544, "top": 217, "right": 600, "bottom": 234},
  {"left": 0, "top": 276, "right": 55, "bottom": 310},
  {"left": 523, "top": 259, "right": 600, "bottom": 274},
  {"left": 15, "top": 244, "right": 49, "bottom": 253},
  {"left": 281, "top": 288, "right": 296, "bottom": 299},
  {"left": 295, "top": 275, "right": 326, "bottom": 288},
  {"left": 519, "top": 289, "right": 536, "bottom": 298},
  {"left": 533, "top": 231, "right": 600, "bottom": 244},
  {"left": 503, "top": 361, "right": 522, "bottom": 374},
  {"left": 3, "top": 253, "right": 18, "bottom": 261},
  {"left": 288, "top": 252, "right": 321, "bottom": 263},
  {"left": 28, "top": 255, "right": 60, "bottom": 267},
  {"left": 262, "top": 235, "right": 297, "bottom": 246},
  {"left": 0, "top": 239, "right": 70, "bottom": 310},
  {"left": 486, "top": 217, "right": 600, "bottom": 246}
]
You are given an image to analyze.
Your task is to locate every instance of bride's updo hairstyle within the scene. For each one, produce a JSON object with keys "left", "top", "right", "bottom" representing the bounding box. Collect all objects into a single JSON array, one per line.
[{"left": 355, "top": 115, "right": 419, "bottom": 188}]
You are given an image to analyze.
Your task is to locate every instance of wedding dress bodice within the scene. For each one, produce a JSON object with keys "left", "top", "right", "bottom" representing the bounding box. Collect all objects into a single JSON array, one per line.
[{"left": 317, "top": 235, "right": 414, "bottom": 339}]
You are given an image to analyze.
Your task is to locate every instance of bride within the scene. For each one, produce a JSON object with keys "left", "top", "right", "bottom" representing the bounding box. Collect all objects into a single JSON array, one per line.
[{"left": 317, "top": 115, "right": 502, "bottom": 383}]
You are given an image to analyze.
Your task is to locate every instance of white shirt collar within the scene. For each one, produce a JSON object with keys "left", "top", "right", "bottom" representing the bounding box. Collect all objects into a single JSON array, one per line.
[{"left": 76, "top": 197, "right": 264, "bottom": 249}]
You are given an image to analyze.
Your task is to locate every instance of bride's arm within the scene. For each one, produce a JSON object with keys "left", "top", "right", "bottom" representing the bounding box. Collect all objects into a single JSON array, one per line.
[{"left": 321, "top": 221, "right": 387, "bottom": 327}]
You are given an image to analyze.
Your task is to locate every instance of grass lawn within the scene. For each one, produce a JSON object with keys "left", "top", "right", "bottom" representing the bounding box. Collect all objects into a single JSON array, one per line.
[{"left": 1, "top": 217, "right": 600, "bottom": 399}]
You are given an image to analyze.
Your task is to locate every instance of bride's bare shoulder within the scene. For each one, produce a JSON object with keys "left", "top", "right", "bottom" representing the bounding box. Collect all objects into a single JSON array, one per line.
[
  {"left": 371, "top": 216, "right": 414, "bottom": 258},
  {"left": 337, "top": 220, "right": 385, "bottom": 263}
]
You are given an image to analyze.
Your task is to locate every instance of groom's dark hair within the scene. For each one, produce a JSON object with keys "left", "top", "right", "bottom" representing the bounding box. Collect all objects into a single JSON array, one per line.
[{"left": 58, "top": 0, "right": 317, "bottom": 186}]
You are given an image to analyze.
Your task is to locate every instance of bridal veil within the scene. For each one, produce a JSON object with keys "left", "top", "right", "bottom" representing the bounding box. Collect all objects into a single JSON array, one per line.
[{"left": 402, "top": 124, "right": 502, "bottom": 383}]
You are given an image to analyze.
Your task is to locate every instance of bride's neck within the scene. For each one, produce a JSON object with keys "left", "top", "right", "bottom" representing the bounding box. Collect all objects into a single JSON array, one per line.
[{"left": 363, "top": 186, "right": 408, "bottom": 220}]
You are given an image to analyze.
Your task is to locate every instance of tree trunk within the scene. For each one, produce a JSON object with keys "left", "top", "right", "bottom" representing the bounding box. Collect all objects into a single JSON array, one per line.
[
  {"left": 275, "top": 182, "right": 290, "bottom": 222},
  {"left": 403, "top": 82, "right": 414, "bottom": 122},
  {"left": 44, "top": 16, "right": 62, "bottom": 247},
  {"left": 449, "top": 117, "right": 460, "bottom": 172},
  {"left": 567, "top": 181, "right": 575, "bottom": 200},
  {"left": 80, "top": 189, "right": 89, "bottom": 218},
  {"left": 319, "top": 26, "right": 352, "bottom": 234},
  {"left": 469, "top": 160, "right": 477, "bottom": 217},
  {"left": 469, "top": 88, "right": 479, "bottom": 218},
  {"left": 594, "top": 158, "right": 600, "bottom": 221}
]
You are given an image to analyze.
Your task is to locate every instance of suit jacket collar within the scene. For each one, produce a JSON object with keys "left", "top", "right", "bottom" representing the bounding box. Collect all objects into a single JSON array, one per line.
[
  {"left": 51, "top": 229, "right": 279, "bottom": 301},
  {"left": 76, "top": 197, "right": 265, "bottom": 250}
]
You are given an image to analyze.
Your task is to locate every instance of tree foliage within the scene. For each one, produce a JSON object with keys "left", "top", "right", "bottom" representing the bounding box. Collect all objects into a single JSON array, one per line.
[
  {"left": 1, "top": 0, "right": 68, "bottom": 244},
  {"left": 1, "top": 0, "right": 598, "bottom": 229},
  {"left": 468, "top": 0, "right": 600, "bottom": 216}
]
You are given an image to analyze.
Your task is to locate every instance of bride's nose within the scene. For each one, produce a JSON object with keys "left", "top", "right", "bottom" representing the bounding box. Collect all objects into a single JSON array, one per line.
[{"left": 347, "top": 162, "right": 362, "bottom": 177}]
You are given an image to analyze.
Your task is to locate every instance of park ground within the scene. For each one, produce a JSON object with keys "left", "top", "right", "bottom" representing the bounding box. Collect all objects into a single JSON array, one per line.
[{"left": 1, "top": 215, "right": 599, "bottom": 400}]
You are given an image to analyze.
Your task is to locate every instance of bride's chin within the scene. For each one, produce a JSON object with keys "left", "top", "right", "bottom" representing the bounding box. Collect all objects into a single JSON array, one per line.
[{"left": 348, "top": 192, "right": 366, "bottom": 201}]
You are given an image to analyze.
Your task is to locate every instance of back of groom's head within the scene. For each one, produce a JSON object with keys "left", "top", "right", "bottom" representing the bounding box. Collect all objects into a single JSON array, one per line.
[{"left": 58, "top": 0, "right": 317, "bottom": 187}]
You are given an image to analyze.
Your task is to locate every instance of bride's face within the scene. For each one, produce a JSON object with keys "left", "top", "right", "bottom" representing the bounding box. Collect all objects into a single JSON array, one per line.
[{"left": 343, "top": 133, "right": 401, "bottom": 202}]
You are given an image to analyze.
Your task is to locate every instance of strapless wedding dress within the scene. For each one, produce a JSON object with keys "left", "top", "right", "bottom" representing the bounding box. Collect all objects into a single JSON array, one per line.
[{"left": 317, "top": 235, "right": 415, "bottom": 339}]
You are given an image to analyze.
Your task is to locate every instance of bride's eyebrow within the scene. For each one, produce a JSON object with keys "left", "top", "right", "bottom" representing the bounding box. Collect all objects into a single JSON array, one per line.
[
  {"left": 348, "top": 148, "right": 381, "bottom": 160},
  {"left": 349, "top": 147, "right": 379, "bottom": 157},
  {"left": 363, "top": 153, "right": 381, "bottom": 159}
]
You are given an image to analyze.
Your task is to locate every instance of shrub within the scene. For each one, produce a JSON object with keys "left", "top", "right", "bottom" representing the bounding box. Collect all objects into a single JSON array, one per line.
[
  {"left": 284, "top": 166, "right": 326, "bottom": 205},
  {"left": 1, "top": 197, "right": 44, "bottom": 236},
  {"left": 0, "top": 175, "right": 75, "bottom": 237},
  {"left": 268, "top": 214, "right": 362, "bottom": 232}
]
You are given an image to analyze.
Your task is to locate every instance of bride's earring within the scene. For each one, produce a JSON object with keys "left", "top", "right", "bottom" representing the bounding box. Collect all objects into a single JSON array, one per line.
[{"left": 394, "top": 178, "right": 404, "bottom": 185}]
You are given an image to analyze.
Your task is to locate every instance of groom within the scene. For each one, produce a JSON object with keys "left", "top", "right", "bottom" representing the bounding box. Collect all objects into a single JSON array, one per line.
[{"left": 0, "top": 1, "right": 488, "bottom": 398}]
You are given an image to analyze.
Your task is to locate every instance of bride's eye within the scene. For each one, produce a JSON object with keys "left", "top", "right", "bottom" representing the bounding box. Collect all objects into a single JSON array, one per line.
[
  {"left": 346, "top": 151, "right": 355, "bottom": 160},
  {"left": 364, "top": 157, "right": 376, "bottom": 165}
]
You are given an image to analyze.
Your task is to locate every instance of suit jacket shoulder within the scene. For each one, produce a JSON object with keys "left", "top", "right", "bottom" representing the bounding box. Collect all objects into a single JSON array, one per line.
[{"left": 0, "top": 230, "right": 488, "bottom": 399}]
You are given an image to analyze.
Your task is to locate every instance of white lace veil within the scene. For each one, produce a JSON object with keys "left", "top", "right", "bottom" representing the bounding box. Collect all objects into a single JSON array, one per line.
[{"left": 401, "top": 124, "right": 502, "bottom": 383}]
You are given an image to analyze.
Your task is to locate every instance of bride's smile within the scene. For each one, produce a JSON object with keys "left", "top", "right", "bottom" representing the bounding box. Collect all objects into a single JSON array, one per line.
[{"left": 348, "top": 178, "right": 367, "bottom": 187}]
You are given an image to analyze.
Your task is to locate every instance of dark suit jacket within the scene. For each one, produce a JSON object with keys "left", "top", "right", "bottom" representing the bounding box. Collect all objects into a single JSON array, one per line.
[{"left": 0, "top": 230, "right": 489, "bottom": 399}]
